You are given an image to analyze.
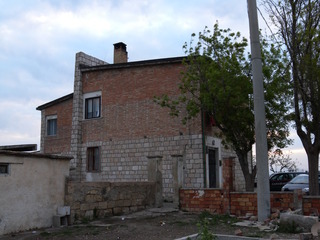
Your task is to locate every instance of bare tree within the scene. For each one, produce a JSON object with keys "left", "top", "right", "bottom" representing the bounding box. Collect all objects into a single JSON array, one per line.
[
  {"left": 269, "top": 149, "right": 297, "bottom": 173},
  {"left": 263, "top": 0, "right": 320, "bottom": 195}
]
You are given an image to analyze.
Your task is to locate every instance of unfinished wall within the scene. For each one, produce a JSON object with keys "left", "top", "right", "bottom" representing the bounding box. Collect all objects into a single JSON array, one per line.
[
  {"left": 65, "top": 181, "right": 156, "bottom": 222},
  {"left": 0, "top": 151, "right": 71, "bottom": 235}
]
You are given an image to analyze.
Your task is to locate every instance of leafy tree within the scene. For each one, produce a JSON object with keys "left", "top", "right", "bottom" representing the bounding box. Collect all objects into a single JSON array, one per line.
[
  {"left": 155, "top": 22, "right": 291, "bottom": 192},
  {"left": 269, "top": 149, "right": 297, "bottom": 173},
  {"left": 263, "top": 0, "right": 320, "bottom": 195}
]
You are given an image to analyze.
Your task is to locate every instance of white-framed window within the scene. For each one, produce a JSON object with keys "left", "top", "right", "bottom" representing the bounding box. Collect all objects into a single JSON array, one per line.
[
  {"left": 87, "top": 147, "right": 100, "bottom": 172},
  {"left": 0, "top": 163, "right": 9, "bottom": 174},
  {"left": 83, "top": 91, "right": 102, "bottom": 119},
  {"left": 46, "top": 115, "right": 57, "bottom": 136}
]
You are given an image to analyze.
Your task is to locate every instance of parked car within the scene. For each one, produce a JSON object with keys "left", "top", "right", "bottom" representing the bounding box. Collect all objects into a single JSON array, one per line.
[
  {"left": 281, "top": 174, "right": 320, "bottom": 194},
  {"left": 269, "top": 171, "right": 306, "bottom": 191}
]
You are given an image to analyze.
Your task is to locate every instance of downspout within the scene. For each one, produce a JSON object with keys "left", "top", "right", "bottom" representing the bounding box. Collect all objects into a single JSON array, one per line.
[{"left": 201, "top": 110, "right": 207, "bottom": 188}]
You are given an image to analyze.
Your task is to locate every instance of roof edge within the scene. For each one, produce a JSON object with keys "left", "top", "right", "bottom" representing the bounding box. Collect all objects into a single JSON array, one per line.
[
  {"left": 80, "top": 56, "right": 186, "bottom": 72},
  {"left": 0, "top": 150, "right": 73, "bottom": 160},
  {"left": 36, "top": 93, "right": 73, "bottom": 111}
]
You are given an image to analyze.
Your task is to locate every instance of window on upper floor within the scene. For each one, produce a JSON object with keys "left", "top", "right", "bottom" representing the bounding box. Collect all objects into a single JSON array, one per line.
[
  {"left": 46, "top": 115, "right": 57, "bottom": 136},
  {"left": 85, "top": 97, "right": 101, "bottom": 119},
  {"left": 0, "top": 163, "right": 9, "bottom": 174},
  {"left": 83, "top": 91, "right": 102, "bottom": 119},
  {"left": 87, "top": 147, "right": 100, "bottom": 172}
]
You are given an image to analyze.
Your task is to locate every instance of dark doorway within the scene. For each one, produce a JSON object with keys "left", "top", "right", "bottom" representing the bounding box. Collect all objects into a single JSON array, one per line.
[{"left": 208, "top": 149, "right": 217, "bottom": 188}]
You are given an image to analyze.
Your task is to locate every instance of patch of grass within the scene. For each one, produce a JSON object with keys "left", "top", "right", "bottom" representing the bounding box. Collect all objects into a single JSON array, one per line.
[
  {"left": 277, "top": 221, "right": 303, "bottom": 234},
  {"left": 58, "top": 229, "right": 74, "bottom": 236},
  {"left": 245, "top": 232, "right": 266, "bottom": 238},
  {"left": 169, "top": 220, "right": 190, "bottom": 226},
  {"left": 197, "top": 217, "right": 217, "bottom": 240},
  {"left": 46, "top": 226, "right": 104, "bottom": 238},
  {"left": 81, "top": 217, "right": 90, "bottom": 224},
  {"left": 40, "top": 231, "right": 51, "bottom": 237},
  {"left": 198, "top": 211, "right": 238, "bottom": 225}
]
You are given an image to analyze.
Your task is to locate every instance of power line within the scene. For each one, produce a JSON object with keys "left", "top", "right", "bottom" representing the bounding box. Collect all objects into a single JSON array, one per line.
[{"left": 257, "top": 6, "right": 281, "bottom": 45}]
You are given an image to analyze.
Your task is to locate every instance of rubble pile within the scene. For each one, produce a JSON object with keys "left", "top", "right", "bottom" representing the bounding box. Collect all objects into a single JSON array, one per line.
[{"left": 232, "top": 208, "right": 320, "bottom": 239}]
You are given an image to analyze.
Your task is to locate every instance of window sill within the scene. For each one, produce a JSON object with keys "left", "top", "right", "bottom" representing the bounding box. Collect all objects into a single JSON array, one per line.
[{"left": 83, "top": 117, "right": 103, "bottom": 121}]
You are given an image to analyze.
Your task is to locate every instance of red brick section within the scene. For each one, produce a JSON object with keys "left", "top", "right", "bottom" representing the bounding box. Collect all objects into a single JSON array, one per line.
[
  {"left": 270, "top": 192, "right": 294, "bottom": 212},
  {"left": 222, "top": 157, "right": 234, "bottom": 213},
  {"left": 303, "top": 196, "right": 320, "bottom": 215},
  {"left": 180, "top": 189, "right": 296, "bottom": 216},
  {"left": 81, "top": 62, "right": 201, "bottom": 142},
  {"left": 222, "top": 157, "right": 234, "bottom": 191},
  {"left": 43, "top": 98, "right": 73, "bottom": 154},
  {"left": 229, "top": 192, "right": 257, "bottom": 216},
  {"left": 179, "top": 189, "right": 225, "bottom": 214}
]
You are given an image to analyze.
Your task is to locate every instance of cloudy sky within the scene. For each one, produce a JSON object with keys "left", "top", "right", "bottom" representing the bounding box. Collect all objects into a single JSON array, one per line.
[{"left": 0, "top": 0, "right": 309, "bottom": 170}]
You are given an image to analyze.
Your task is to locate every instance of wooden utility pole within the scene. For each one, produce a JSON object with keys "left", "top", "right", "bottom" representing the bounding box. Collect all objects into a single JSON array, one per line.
[{"left": 247, "top": 0, "right": 270, "bottom": 221}]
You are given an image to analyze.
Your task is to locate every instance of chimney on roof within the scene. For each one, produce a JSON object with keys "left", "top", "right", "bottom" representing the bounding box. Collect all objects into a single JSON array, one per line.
[{"left": 113, "top": 42, "right": 128, "bottom": 64}]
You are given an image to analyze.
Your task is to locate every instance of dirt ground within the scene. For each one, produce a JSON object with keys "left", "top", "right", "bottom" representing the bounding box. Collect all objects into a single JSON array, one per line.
[{"left": 0, "top": 209, "right": 302, "bottom": 240}]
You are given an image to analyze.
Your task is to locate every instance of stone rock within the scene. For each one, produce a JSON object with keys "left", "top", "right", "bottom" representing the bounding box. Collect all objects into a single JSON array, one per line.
[
  {"left": 258, "top": 225, "right": 273, "bottom": 232},
  {"left": 249, "top": 215, "right": 258, "bottom": 221},
  {"left": 299, "top": 232, "right": 313, "bottom": 240},
  {"left": 246, "top": 213, "right": 253, "bottom": 218},
  {"left": 270, "top": 210, "right": 280, "bottom": 220},
  {"left": 234, "top": 229, "right": 243, "bottom": 236},
  {"left": 280, "top": 213, "right": 318, "bottom": 231},
  {"left": 269, "top": 233, "right": 279, "bottom": 239},
  {"left": 311, "top": 222, "right": 320, "bottom": 237},
  {"left": 310, "top": 208, "right": 319, "bottom": 216}
]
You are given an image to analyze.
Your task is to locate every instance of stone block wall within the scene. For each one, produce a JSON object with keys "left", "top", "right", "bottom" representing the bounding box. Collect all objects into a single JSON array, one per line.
[
  {"left": 70, "top": 52, "right": 107, "bottom": 179},
  {"left": 78, "top": 134, "right": 204, "bottom": 202},
  {"left": 65, "top": 181, "right": 156, "bottom": 222}
]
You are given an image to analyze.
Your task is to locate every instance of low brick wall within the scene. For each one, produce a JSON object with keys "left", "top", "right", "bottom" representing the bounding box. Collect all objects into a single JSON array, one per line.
[
  {"left": 179, "top": 189, "right": 225, "bottom": 214},
  {"left": 271, "top": 192, "right": 295, "bottom": 212},
  {"left": 229, "top": 192, "right": 257, "bottom": 216},
  {"left": 303, "top": 196, "right": 320, "bottom": 215},
  {"left": 65, "top": 181, "right": 156, "bottom": 222},
  {"left": 180, "top": 189, "right": 296, "bottom": 216}
]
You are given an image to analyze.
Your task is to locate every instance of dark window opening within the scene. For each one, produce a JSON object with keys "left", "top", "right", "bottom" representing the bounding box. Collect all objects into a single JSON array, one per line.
[
  {"left": 87, "top": 147, "right": 100, "bottom": 172},
  {"left": 208, "top": 149, "right": 217, "bottom": 188},
  {"left": 47, "top": 118, "right": 57, "bottom": 136},
  {"left": 85, "top": 97, "right": 101, "bottom": 119},
  {"left": 0, "top": 163, "right": 9, "bottom": 174}
]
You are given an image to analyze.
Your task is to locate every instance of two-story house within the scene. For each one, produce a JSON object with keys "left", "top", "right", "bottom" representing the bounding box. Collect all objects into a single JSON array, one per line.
[{"left": 37, "top": 42, "right": 243, "bottom": 206}]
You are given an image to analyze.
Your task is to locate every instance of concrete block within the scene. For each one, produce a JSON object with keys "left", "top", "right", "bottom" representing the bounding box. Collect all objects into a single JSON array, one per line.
[
  {"left": 52, "top": 215, "right": 68, "bottom": 227},
  {"left": 58, "top": 206, "right": 70, "bottom": 216}
]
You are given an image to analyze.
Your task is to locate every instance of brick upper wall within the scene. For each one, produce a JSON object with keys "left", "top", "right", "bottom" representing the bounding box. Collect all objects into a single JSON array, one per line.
[
  {"left": 81, "top": 62, "right": 201, "bottom": 141},
  {"left": 82, "top": 62, "right": 184, "bottom": 103},
  {"left": 42, "top": 98, "right": 73, "bottom": 154}
]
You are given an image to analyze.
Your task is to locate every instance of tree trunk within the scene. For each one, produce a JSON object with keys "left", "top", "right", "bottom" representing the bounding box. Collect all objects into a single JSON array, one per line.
[
  {"left": 244, "top": 172, "right": 255, "bottom": 192},
  {"left": 237, "top": 152, "right": 256, "bottom": 192},
  {"left": 307, "top": 150, "right": 319, "bottom": 196}
]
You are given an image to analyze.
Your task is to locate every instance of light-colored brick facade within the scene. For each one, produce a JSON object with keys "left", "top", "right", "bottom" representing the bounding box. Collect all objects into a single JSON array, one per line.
[{"left": 37, "top": 42, "right": 246, "bottom": 206}]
